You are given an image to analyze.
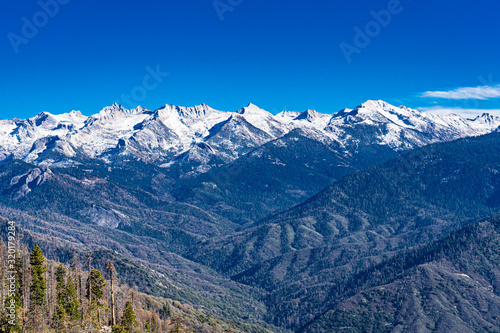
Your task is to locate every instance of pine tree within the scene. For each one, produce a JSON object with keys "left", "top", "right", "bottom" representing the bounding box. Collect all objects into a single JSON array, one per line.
[
  {"left": 65, "top": 275, "right": 80, "bottom": 321},
  {"left": 121, "top": 301, "right": 138, "bottom": 332},
  {"left": 53, "top": 264, "right": 68, "bottom": 331},
  {"left": 29, "top": 244, "right": 47, "bottom": 307},
  {"left": 87, "top": 269, "right": 106, "bottom": 328},
  {"left": 55, "top": 264, "right": 67, "bottom": 305},
  {"left": 87, "top": 269, "right": 105, "bottom": 305},
  {"left": 28, "top": 244, "right": 47, "bottom": 332},
  {"left": 13, "top": 250, "right": 23, "bottom": 307},
  {"left": 112, "top": 324, "right": 126, "bottom": 333},
  {"left": 53, "top": 305, "right": 67, "bottom": 331}
]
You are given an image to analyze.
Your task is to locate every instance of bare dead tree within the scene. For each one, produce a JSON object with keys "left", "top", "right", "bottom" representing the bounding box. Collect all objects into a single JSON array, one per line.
[{"left": 106, "top": 259, "right": 117, "bottom": 326}]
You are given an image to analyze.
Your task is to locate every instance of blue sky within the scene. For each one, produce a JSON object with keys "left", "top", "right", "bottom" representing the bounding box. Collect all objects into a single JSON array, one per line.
[{"left": 1, "top": 0, "right": 500, "bottom": 119}]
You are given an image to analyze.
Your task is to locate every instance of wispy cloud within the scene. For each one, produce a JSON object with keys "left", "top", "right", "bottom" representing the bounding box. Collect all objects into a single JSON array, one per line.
[
  {"left": 421, "top": 84, "right": 500, "bottom": 100},
  {"left": 419, "top": 106, "right": 500, "bottom": 118}
]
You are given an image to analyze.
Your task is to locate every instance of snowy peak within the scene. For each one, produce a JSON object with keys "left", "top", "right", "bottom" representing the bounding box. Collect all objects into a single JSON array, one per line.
[
  {"left": 83, "top": 106, "right": 149, "bottom": 133},
  {"left": 52, "top": 110, "right": 88, "bottom": 130},
  {"left": 470, "top": 113, "right": 498, "bottom": 124},
  {"left": 353, "top": 100, "right": 417, "bottom": 117},
  {"left": 463, "top": 113, "right": 500, "bottom": 134},
  {"left": 97, "top": 103, "right": 126, "bottom": 116},
  {"left": 158, "top": 103, "right": 220, "bottom": 121},
  {"left": 334, "top": 108, "right": 352, "bottom": 116},
  {"left": 28, "top": 110, "right": 88, "bottom": 131},
  {"left": 356, "top": 99, "right": 392, "bottom": 110},
  {"left": 294, "top": 109, "right": 321, "bottom": 122},
  {"left": 325, "top": 100, "right": 500, "bottom": 152},
  {"left": 329, "top": 100, "right": 425, "bottom": 129},
  {"left": 96, "top": 104, "right": 149, "bottom": 117},
  {"left": 68, "top": 110, "right": 83, "bottom": 117},
  {"left": 275, "top": 110, "right": 301, "bottom": 122},
  {"left": 236, "top": 103, "right": 272, "bottom": 116},
  {"left": 236, "top": 103, "right": 287, "bottom": 137},
  {"left": 31, "top": 112, "right": 59, "bottom": 129}
]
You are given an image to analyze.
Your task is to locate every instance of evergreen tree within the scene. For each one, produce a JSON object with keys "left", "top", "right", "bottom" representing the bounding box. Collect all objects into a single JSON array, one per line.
[
  {"left": 160, "top": 302, "right": 172, "bottom": 320},
  {"left": 55, "top": 264, "right": 67, "bottom": 305},
  {"left": 53, "top": 305, "right": 67, "bottom": 331},
  {"left": 0, "top": 240, "right": 223, "bottom": 333},
  {"left": 65, "top": 275, "right": 80, "bottom": 321},
  {"left": 86, "top": 268, "right": 106, "bottom": 327},
  {"left": 29, "top": 244, "right": 47, "bottom": 307},
  {"left": 112, "top": 324, "right": 126, "bottom": 333},
  {"left": 121, "top": 301, "right": 138, "bottom": 332},
  {"left": 53, "top": 264, "right": 68, "bottom": 331},
  {"left": 28, "top": 244, "right": 47, "bottom": 331},
  {"left": 87, "top": 269, "right": 106, "bottom": 305},
  {"left": 13, "top": 251, "right": 23, "bottom": 307}
]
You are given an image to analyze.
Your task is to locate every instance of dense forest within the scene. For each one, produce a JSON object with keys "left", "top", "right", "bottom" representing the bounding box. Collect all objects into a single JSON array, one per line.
[{"left": 0, "top": 220, "right": 265, "bottom": 333}]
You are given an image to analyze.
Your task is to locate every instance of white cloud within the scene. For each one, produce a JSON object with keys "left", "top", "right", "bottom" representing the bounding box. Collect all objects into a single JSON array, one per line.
[
  {"left": 419, "top": 106, "right": 500, "bottom": 118},
  {"left": 421, "top": 84, "right": 500, "bottom": 100}
]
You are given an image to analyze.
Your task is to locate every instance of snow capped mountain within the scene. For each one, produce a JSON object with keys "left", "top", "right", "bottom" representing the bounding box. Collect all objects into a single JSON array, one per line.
[
  {"left": 293, "top": 109, "right": 320, "bottom": 121},
  {"left": 326, "top": 100, "right": 500, "bottom": 151},
  {"left": 0, "top": 110, "right": 88, "bottom": 162},
  {"left": 112, "top": 103, "right": 231, "bottom": 163},
  {"left": 275, "top": 110, "right": 301, "bottom": 122},
  {"left": 1, "top": 100, "right": 499, "bottom": 174},
  {"left": 236, "top": 103, "right": 288, "bottom": 137}
]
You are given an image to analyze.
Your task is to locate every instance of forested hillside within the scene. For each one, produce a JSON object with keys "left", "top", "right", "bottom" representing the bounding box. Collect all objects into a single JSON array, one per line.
[
  {"left": 301, "top": 217, "right": 500, "bottom": 332},
  {"left": 187, "top": 132, "right": 500, "bottom": 330},
  {"left": 0, "top": 219, "right": 269, "bottom": 332}
]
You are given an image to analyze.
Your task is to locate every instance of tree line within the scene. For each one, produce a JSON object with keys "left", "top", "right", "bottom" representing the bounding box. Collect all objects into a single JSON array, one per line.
[{"left": 0, "top": 239, "right": 240, "bottom": 333}]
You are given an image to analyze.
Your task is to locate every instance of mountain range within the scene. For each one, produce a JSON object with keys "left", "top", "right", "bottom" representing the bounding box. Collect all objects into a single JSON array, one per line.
[
  {"left": 3, "top": 100, "right": 500, "bottom": 332},
  {"left": 3, "top": 100, "right": 499, "bottom": 169},
  {"left": 4, "top": 100, "right": 500, "bottom": 224}
]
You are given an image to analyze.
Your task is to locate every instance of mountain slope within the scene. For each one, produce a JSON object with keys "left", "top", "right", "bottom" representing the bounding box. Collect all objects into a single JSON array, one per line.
[
  {"left": 301, "top": 217, "right": 500, "bottom": 332},
  {"left": 172, "top": 128, "right": 360, "bottom": 224},
  {"left": 0, "top": 160, "right": 279, "bottom": 328},
  {"left": 190, "top": 132, "right": 500, "bottom": 273},
  {"left": 186, "top": 131, "right": 500, "bottom": 329},
  {"left": 0, "top": 160, "right": 238, "bottom": 238}
]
